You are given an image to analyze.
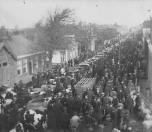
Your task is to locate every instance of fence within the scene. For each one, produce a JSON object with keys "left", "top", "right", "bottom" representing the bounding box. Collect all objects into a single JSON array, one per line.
[{"left": 135, "top": 70, "right": 152, "bottom": 112}]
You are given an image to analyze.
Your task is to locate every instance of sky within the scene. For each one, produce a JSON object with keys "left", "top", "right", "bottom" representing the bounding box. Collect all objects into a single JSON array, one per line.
[{"left": 0, "top": 0, "right": 152, "bottom": 29}]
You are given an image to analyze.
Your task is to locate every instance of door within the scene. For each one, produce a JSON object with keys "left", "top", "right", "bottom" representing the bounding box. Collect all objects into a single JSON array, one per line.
[{"left": 29, "top": 61, "right": 32, "bottom": 75}]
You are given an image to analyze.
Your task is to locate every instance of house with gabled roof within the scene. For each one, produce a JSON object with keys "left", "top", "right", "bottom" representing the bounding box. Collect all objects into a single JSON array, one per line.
[{"left": 0, "top": 33, "right": 48, "bottom": 87}]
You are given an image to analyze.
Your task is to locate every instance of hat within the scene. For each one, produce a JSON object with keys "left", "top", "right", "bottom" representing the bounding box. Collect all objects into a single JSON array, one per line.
[
  {"left": 85, "top": 111, "right": 90, "bottom": 114},
  {"left": 106, "top": 114, "right": 111, "bottom": 117}
]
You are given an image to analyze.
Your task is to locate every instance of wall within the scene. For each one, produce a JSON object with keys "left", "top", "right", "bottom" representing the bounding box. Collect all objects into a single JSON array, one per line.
[
  {"left": 52, "top": 50, "right": 61, "bottom": 64},
  {"left": 138, "top": 43, "right": 152, "bottom": 104},
  {"left": 14, "top": 52, "right": 46, "bottom": 84},
  {"left": 143, "top": 28, "right": 150, "bottom": 39},
  {"left": 0, "top": 47, "right": 17, "bottom": 87}
]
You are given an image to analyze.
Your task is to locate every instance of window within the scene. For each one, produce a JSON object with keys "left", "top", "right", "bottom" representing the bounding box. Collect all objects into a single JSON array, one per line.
[
  {"left": 17, "top": 60, "right": 22, "bottom": 75},
  {"left": 3, "top": 62, "right": 7, "bottom": 66},
  {"left": 34, "top": 56, "right": 38, "bottom": 69},
  {"left": 22, "top": 59, "right": 27, "bottom": 73}
]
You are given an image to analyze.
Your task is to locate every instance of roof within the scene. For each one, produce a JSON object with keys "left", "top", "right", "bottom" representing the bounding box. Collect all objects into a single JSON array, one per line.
[
  {"left": 0, "top": 42, "right": 17, "bottom": 60},
  {"left": 143, "top": 20, "right": 152, "bottom": 28},
  {"left": 7, "top": 35, "right": 43, "bottom": 57}
]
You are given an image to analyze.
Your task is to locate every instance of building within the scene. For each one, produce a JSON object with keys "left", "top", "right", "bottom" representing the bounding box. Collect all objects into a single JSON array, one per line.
[
  {"left": 51, "top": 35, "right": 79, "bottom": 64},
  {"left": 142, "top": 20, "right": 152, "bottom": 41},
  {"left": 0, "top": 34, "right": 49, "bottom": 87}
]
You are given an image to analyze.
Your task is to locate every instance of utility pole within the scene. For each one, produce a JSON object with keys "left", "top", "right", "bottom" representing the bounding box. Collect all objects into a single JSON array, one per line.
[{"left": 119, "top": 34, "right": 121, "bottom": 69}]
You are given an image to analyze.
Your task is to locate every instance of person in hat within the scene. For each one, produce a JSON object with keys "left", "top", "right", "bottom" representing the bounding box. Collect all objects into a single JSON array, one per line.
[
  {"left": 117, "top": 89, "right": 125, "bottom": 103},
  {"left": 135, "top": 92, "right": 141, "bottom": 117},
  {"left": 117, "top": 103, "right": 123, "bottom": 130},
  {"left": 102, "top": 93, "right": 111, "bottom": 107},
  {"left": 125, "top": 94, "right": 134, "bottom": 117},
  {"left": 60, "top": 107, "right": 70, "bottom": 132},
  {"left": 122, "top": 83, "right": 130, "bottom": 99},
  {"left": 74, "top": 94, "right": 82, "bottom": 113},
  {"left": 82, "top": 100, "right": 90, "bottom": 114},
  {"left": 110, "top": 105, "right": 117, "bottom": 129},
  {"left": 47, "top": 105, "right": 57, "bottom": 131},
  {"left": 112, "top": 93, "right": 119, "bottom": 109},
  {"left": 103, "top": 114, "right": 113, "bottom": 132},
  {"left": 67, "top": 92, "right": 74, "bottom": 117},
  {"left": 54, "top": 99, "right": 63, "bottom": 129},
  {"left": 70, "top": 112, "right": 82, "bottom": 129}
]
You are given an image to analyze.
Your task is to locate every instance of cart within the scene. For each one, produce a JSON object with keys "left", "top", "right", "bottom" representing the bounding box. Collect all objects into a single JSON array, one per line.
[{"left": 75, "top": 78, "right": 96, "bottom": 99}]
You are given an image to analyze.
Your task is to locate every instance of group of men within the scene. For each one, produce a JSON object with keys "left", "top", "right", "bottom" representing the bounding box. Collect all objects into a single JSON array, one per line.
[
  {"left": 0, "top": 37, "right": 143, "bottom": 132},
  {"left": 43, "top": 38, "right": 142, "bottom": 132}
]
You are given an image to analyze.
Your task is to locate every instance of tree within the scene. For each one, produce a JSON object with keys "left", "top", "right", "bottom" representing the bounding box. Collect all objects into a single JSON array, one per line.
[
  {"left": 34, "top": 7, "right": 75, "bottom": 59},
  {"left": 44, "top": 7, "right": 75, "bottom": 50}
]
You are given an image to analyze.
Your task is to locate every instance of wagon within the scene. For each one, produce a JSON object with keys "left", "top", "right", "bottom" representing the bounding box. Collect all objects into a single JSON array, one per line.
[{"left": 75, "top": 78, "right": 96, "bottom": 99}]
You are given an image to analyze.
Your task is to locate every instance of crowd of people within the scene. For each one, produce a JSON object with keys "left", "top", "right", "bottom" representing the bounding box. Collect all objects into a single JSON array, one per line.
[{"left": 0, "top": 38, "right": 144, "bottom": 132}]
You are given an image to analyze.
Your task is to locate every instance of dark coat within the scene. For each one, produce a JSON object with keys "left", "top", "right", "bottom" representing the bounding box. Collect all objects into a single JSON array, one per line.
[
  {"left": 74, "top": 96, "right": 82, "bottom": 112},
  {"left": 67, "top": 96, "right": 74, "bottom": 109},
  {"left": 60, "top": 111, "right": 70, "bottom": 129},
  {"left": 54, "top": 102, "right": 63, "bottom": 118},
  {"left": 47, "top": 110, "right": 57, "bottom": 129},
  {"left": 125, "top": 96, "right": 133, "bottom": 110},
  {"left": 112, "top": 97, "right": 119, "bottom": 108},
  {"left": 117, "top": 91, "right": 124, "bottom": 102},
  {"left": 103, "top": 119, "right": 113, "bottom": 132}
]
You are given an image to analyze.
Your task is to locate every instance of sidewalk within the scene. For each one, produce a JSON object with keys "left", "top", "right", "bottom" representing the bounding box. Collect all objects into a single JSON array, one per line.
[{"left": 137, "top": 44, "right": 152, "bottom": 104}]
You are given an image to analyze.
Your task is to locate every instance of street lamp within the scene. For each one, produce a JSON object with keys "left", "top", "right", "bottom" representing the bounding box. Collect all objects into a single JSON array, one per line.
[{"left": 117, "top": 33, "right": 121, "bottom": 69}]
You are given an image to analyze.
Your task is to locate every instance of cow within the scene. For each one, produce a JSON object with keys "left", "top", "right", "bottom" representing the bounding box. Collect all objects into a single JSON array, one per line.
[{"left": 23, "top": 109, "right": 47, "bottom": 132}]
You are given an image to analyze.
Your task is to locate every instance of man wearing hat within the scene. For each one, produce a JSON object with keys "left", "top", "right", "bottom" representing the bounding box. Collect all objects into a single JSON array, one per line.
[
  {"left": 103, "top": 114, "right": 113, "bottom": 132},
  {"left": 70, "top": 112, "right": 82, "bottom": 129},
  {"left": 54, "top": 99, "right": 63, "bottom": 129},
  {"left": 117, "top": 103, "right": 123, "bottom": 130},
  {"left": 117, "top": 89, "right": 125, "bottom": 103},
  {"left": 82, "top": 98, "right": 90, "bottom": 114},
  {"left": 60, "top": 107, "right": 70, "bottom": 132},
  {"left": 110, "top": 105, "right": 117, "bottom": 129},
  {"left": 135, "top": 92, "right": 141, "bottom": 117},
  {"left": 102, "top": 93, "right": 111, "bottom": 108},
  {"left": 125, "top": 94, "right": 134, "bottom": 117},
  {"left": 112, "top": 93, "right": 119, "bottom": 109},
  {"left": 74, "top": 94, "right": 82, "bottom": 113},
  {"left": 67, "top": 92, "right": 74, "bottom": 117}
]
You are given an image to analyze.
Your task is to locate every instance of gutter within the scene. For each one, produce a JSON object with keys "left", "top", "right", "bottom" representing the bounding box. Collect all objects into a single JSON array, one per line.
[{"left": 17, "top": 50, "right": 45, "bottom": 59}]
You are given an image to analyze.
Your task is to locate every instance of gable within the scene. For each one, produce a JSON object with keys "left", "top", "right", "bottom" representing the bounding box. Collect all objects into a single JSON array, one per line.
[{"left": 0, "top": 42, "right": 17, "bottom": 61}]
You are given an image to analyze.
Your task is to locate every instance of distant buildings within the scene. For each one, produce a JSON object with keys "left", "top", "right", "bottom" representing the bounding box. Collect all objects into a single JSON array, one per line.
[
  {"left": 142, "top": 20, "right": 152, "bottom": 41},
  {"left": 112, "top": 23, "right": 129, "bottom": 35},
  {"left": 51, "top": 35, "right": 79, "bottom": 64}
]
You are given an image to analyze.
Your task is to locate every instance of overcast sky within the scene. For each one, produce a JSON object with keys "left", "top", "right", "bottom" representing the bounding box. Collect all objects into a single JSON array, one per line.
[{"left": 0, "top": 0, "right": 152, "bottom": 29}]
